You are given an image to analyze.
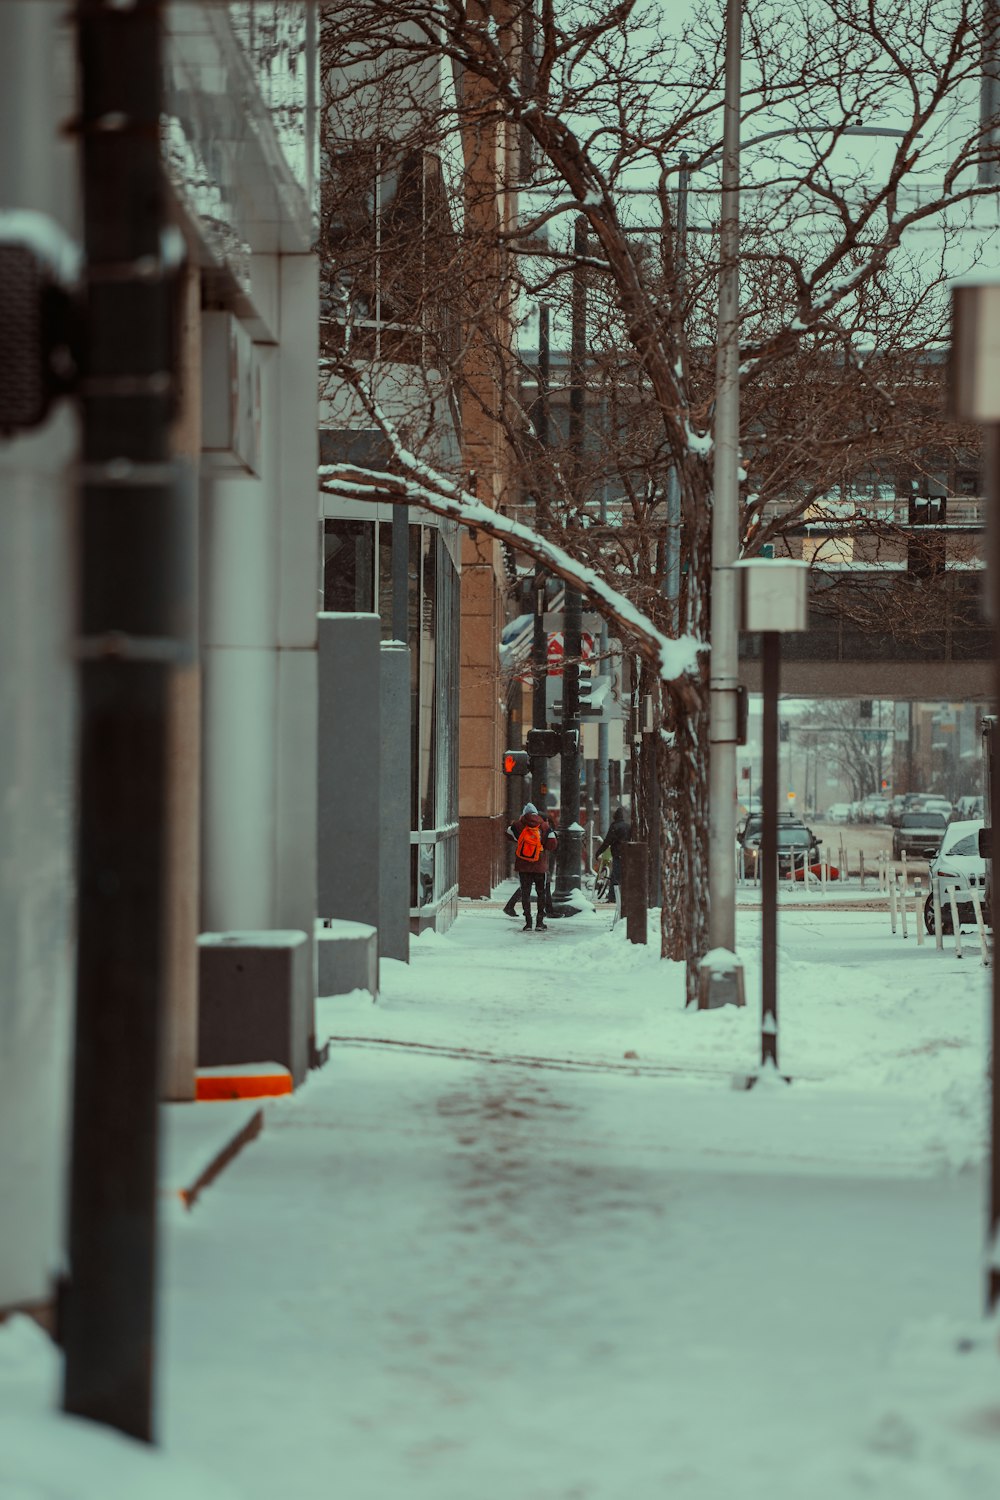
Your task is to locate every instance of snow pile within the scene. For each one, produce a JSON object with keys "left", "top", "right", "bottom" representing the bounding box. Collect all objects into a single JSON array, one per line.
[{"left": 0, "top": 1316, "right": 245, "bottom": 1500}]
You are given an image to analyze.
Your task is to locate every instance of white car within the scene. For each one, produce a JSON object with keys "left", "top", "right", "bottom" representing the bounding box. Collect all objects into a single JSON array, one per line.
[
  {"left": 825, "top": 803, "right": 851, "bottom": 823},
  {"left": 923, "top": 819, "right": 988, "bottom": 935}
]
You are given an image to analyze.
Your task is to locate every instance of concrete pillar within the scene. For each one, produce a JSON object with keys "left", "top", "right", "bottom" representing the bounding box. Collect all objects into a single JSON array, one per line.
[
  {"left": 380, "top": 641, "right": 411, "bottom": 962},
  {"left": 0, "top": 0, "right": 79, "bottom": 1314},
  {"left": 459, "top": 534, "right": 506, "bottom": 896},
  {"left": 317, "top": 614, "right": 381, "bottom": 936},
  {"left": 199, "top": 250, "right": 319, "bottom": 1070},
  {"left": 200, "top": 255, "right": 319, "bottom": 928}
]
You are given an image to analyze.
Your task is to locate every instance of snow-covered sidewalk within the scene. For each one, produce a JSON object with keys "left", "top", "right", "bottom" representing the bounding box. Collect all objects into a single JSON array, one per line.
[{"left": 3, "top": 897, "right": 999, "bottom": 1498}]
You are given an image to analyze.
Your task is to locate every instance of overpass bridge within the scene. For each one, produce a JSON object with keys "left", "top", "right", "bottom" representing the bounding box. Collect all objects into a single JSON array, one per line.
[{"left": 737, "top": 565, "right": 991, "bottom": 700}]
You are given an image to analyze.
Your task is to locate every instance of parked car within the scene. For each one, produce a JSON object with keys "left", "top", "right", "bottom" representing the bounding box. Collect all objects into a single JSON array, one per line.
[
  {"left": 825, "top": 803, "right": 852, "bottom": 824},
  {"left": 916, "top": 796, "right": 954, "bottom": 820},
  {"left": 741, "top": 823, "right": 821, "bottom": 877},
  {"left": 867, "top": 797, "right": 890, "bottom": 822},
  {"left": 891, "top": 810, "right": 948, "bottom": 861},
  {"left": 737, "top": 810, "right": 801, "bottom": 845},
  {"left": 923, "top": 819, "right": 989, "bottom": 934},
  {"left": 889, "top": 794, "right": 923, "bottom": 826},
  {"left": 954, "top": 795, "right": 984, "bottom": 822}
]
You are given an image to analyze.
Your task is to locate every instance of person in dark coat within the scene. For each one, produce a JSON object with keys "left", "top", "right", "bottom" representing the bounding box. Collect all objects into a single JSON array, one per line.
[
  {"left": 505, "top": 802, "right": 557, "bottom": 930},
  {"left": 594, "top": 806, "right": 630, "bottom": 900}
]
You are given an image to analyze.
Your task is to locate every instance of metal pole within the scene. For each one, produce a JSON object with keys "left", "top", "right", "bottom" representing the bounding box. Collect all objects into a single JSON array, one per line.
[
  {"left": 761, "top": 631, "right": 780, "bottom": 1070},
  {"left": 532, "top": 304, "right": 550, "bottom": 795},
  {"left": 553, "top": 217, "right": 586, "bottom": 907},
  {"left": 597, "top": 482, "right": 610, "bottom": 833},
  {"left": 982, "top": 0, "right": 1000, "bottom": 184},
  {"left": 62, "top": 0, "right": 182, "bottom": 1442},
  {"left": 707, "top": 0, "right": 743, "bottom": 960},
  {"left": 985, "top": 424, "right": 1000, "bottom": 1311}
]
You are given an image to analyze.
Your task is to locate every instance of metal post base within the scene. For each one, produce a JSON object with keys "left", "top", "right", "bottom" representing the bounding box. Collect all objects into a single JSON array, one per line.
[
  {"left": 548, "top": 893, "right": 587, "bottom": 919},
  {"left": 696, "top": 958, "right": 746, "bottom": 1009},
  {"left": 732, "top": 1066, "right": 793, "bottom": 1090}
]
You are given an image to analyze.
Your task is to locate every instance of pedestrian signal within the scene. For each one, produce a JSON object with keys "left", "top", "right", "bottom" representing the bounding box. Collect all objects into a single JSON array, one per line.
[
  {"left": 503, "top": 750, "right": 530, "bottom": 776},
  {"left": 525, "top": 728, "right": 561, "bottom": 758}
]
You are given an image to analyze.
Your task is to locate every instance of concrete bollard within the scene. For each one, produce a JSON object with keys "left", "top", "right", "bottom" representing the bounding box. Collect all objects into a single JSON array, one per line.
[
  {"left": 933, "top": 876, "right": 944, "bottom": 951},
  {"left": 889, "top": 872, "right": 897, "bottom": 934},
  {"left": 899, "top": 875, "right": 909, "bottom": 940}
]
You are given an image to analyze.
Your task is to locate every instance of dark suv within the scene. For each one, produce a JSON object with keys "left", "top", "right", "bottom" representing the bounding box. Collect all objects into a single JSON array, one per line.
[
  {"left": 741, "top": 822, "right": 821, "bottom": 877},
  {"left": 891, "top": 811, "right": 947, "bottom": 861}
]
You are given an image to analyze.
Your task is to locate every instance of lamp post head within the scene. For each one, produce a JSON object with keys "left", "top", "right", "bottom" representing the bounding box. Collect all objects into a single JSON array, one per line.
[
  {"left": 951, "top": 279, "right": 1000, "bottom": 423},
  {"left": 735, "top": 558, "right": 809, "bottom": 633}
]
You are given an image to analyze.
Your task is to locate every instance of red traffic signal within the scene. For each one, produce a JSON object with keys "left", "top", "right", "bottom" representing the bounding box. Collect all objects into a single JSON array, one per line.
[{"left": 503, "top": 750, "right": 530, "bottom": 776}]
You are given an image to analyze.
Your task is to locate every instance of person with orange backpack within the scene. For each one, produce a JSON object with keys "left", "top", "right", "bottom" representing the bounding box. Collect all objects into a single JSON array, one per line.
[{"left": 506, "top": 802, "right": 557, "bottom": 931}]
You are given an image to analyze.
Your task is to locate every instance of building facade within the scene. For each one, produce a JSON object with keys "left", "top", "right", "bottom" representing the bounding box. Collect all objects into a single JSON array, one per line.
[{"left": 0, "top": 0, "right": 320, "bottom": 1317}]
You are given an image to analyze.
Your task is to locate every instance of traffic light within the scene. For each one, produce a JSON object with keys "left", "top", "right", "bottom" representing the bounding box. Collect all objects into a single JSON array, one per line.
[
  {"left": 502, "top": 750, "right": 530, "bottom": 776},
  {"left": 525, "top": 728, "right": 561, "bottom": 758}
]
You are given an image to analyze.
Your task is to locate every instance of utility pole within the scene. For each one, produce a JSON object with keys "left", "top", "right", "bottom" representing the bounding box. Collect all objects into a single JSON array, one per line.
[
  {"left": 982, "top": 0, "right": 1000, "bottom": 184},
  {"left": 552, "top": 216, "right": 587, "bottom": 910},
  {"left": 62, "top": 0, "right": 184, "bottom": 1441},
  {"left": 706, "top": 0, "right": 745, "bottom": 990},
  {"left": 532, "top": 304, "right": 550, "bottom": 793}
]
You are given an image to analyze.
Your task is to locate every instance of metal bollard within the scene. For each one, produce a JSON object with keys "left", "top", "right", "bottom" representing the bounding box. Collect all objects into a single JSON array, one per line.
[
  {"left": 948, "top": 884, "right": 964, "bottom": 959},
  {"left": 889, "top": 872, "right": 898, "bottom": 934},
  {"left": 969, "top": 886, "right": 990, "bottom": 966},
  {"left": 933, "top": 876, "right": 944, "bottom": 950},
  {"left": 914, "top": 879, "right": 924, "bottom": 946},
  {"left": 859, "top": 850, "right": 865, "bottom": 890},
  {"left": 899, "top": 875, "right": 909, "bottom": 940}
]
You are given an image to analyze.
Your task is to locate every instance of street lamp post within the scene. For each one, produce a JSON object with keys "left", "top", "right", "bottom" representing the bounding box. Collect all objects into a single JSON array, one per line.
[
  {"left": 705, "top": 0, "right": 745, "bottom": 999},
  {"left": 552, "top": 216, "right": 587, "bottom": 911},
  {"left": 733, "top": 559, "right": 808, "bottom": 1083},
  {"left": 951, "top": 277, "right": 1000, "bottom": 1313}
]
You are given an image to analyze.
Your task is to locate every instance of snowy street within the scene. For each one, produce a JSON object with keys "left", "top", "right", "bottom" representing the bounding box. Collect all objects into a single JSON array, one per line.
[
  {"left": 157, "top": 894, "right": 997, "bottom": 1498},
  {"left": 4, "top": 891, "right": 1000, "bottom": 1498}
]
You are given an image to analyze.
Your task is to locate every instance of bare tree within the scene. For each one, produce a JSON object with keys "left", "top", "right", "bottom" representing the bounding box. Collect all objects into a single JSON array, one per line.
[{"left": 319, "top": 0, "right": 1000, "bottom": 998}]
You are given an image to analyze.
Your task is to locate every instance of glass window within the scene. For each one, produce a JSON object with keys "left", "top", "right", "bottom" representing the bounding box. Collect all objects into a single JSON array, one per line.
[{"left": 323, "top": 519, "right": 374, "bottom": 612}]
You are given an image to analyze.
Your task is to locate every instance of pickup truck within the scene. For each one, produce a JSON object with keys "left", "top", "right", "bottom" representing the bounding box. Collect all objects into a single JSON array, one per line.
[{"left": 891, "top": 811, "right": 947, "bottom": 861}]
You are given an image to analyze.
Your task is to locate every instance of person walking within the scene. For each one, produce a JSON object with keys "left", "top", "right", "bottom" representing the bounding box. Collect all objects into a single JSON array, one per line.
[
  {"left": 593, "top": 806, "right": 630, "bottom": 901},
  {"left": 506, "top": 802, "right": 557, "bottom": 931}
]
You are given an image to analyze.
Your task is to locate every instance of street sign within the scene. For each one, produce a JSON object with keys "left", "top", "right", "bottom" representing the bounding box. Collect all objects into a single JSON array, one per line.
[{"left": 860, "top": 728, "right": 892, "bottom": 742}]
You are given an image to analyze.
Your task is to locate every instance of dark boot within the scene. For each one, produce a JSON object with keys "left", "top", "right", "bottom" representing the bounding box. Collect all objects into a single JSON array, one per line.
[
  {"left": 522, "top": 914, "right": 533, "bottom": 931},
  {"left": 503, "top": 897, "right": 520, "bottom": 917},
  {"left": 535, "top": 915, "right": 547, "bottom": 931}
]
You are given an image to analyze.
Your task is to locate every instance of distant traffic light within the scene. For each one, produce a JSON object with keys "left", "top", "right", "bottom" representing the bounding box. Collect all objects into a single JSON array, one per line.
[
  {"left": 525, "top": 728, "right": 561, "bottom": 758},
  {"left": 502, "top": 750, "right": 530, "bottom": 776}
]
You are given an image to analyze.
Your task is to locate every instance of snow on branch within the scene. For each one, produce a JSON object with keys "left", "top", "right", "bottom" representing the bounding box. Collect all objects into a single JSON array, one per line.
[{"left": 317, "top": 400, "right": 702, "bottom": 686}]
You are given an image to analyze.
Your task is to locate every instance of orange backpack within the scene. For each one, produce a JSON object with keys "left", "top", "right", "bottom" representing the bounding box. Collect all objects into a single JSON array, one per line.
[{"left": 516, "top": 823, "right": 544, "bottom": 862}]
